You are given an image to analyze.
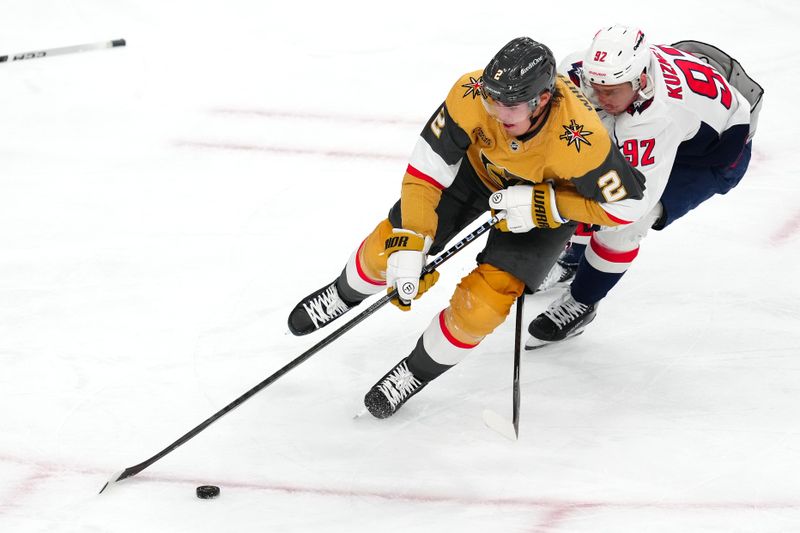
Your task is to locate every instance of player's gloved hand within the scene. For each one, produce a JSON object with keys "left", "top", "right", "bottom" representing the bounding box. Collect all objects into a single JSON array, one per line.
[
  {"left": 488, "top": 183, "right": 567, "bottom": 232},
  {"left": 390, "top": 269, "right": 440, "bottom": 311},
  {"left": 385, "top": 228, "right": 437, "bottom": 311}
]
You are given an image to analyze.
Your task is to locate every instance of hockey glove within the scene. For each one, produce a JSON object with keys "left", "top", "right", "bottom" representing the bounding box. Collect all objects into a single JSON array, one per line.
[
  {"left": 488, "top": 183, "right": 567, "bottom": 232},
  {"left": 390, "top": 270, "right": 440, "bottom": 311},
  {"left": 385, "top": 228, "right": 437, "bottom": 311}
]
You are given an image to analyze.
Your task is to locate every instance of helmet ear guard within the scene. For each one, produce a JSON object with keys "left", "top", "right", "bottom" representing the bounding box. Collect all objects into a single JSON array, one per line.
[{"left": 637, "top": 72, "right": 655, "bottom": 100}]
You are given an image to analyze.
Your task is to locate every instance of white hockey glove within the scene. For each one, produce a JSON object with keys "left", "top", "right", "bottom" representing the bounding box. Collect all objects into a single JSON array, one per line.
[
  {"left": 385, "top": 228, "right": 438, "bottom": 311},
  {"left": 488, "top": 183, "right": 567, "bottom": 232}
]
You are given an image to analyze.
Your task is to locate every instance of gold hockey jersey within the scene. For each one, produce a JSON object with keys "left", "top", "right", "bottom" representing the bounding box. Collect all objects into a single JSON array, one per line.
[{"left": 399, "top": 72, "right": 646, "bottom": 238}]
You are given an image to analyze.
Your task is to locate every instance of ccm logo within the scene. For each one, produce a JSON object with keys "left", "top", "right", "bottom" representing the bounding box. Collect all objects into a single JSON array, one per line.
[{"left": 13, "top": 52, "right": 46, "bottom": 60}]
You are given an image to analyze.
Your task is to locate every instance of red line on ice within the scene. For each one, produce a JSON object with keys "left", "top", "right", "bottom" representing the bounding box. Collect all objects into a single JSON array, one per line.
[
  {"left": 2, "top": 453, "right": 800, "bottom": 526},
  {"left": 210, "top": 108, "right": 423, "bottom": 127},
  {"left": 770, "top": 209, "right": 800, "bottom": 245},
  {"left": 0, "top": 465, "right": 52, "bottom": 513},
  {"left": 173, "top": 140, "right": 406, "bottom": 162}
]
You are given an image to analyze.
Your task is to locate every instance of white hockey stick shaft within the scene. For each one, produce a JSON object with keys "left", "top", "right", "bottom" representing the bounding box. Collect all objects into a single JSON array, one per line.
[{"left": 0, "top": 39, "right": 126, "bottom": 64}]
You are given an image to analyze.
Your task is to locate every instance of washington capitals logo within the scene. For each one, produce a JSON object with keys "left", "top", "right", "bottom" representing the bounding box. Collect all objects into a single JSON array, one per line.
[
  {"left": 567, "top": 61, "right": 583, "bottom": 87},
  {"left": 461, "top": 76, "right": 483, "bottom": 99},
  {"left": 559, "top": 119, "right": 593, "bottom": 152},
  {"left": 626, "top": 97, "right": 654, "bottom": 116}
]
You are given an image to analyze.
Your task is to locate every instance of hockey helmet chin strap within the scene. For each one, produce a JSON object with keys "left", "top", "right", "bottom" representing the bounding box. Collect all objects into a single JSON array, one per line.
[{"left": 635, "top": 71, "right": 655, "bottom": 101}]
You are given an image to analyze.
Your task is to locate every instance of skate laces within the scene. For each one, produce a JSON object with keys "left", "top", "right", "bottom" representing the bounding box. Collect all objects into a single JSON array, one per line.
[
  {"left": 302, "top": 284, "right": 350, "bottom": 328},
  {"left": 537, "top": 263, "right": 574, "bottom": 292},
  {"left": 377, "top": 361, "right": 422, "bottom": 408},
  {"left": 544, "top": 293, "right": 589, "bottom": 328}
]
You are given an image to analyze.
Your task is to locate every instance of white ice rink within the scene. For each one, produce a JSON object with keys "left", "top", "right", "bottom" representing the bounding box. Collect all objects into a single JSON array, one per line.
[{"left": 1, "top": 1, "right": 798, "bottom": 531}]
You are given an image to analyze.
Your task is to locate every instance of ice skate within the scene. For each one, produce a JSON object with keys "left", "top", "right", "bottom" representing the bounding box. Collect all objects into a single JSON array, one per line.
[
  {"left": 525, "top": 290, "right": 596, "bottom": 350},
  {"left": 287, "top": 280, "right": 355, "bottom": 336},
  {"left": 535, "top": 261, "right": 577, "bottom": 292},
  {"left": 364, "top": 357, "right": 428, "bottom": 419},
  {"left": 535, "top": 243, "right": 582, "bottom": 293}
]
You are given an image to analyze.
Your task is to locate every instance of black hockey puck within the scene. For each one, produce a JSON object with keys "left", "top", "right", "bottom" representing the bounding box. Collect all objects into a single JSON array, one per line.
[{"left": 196, "top": 485, "right": 220, "bottom": 499}]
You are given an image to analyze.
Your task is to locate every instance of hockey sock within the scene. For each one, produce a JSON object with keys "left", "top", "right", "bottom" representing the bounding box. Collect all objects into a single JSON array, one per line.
[
  {"left": 334, "top": 238, "right": 387, "bottom": 306},
  {"left": 406, "top": 310, "right": 479, "bottom": 382},
  {"left": 334, "top": 269, "right": 371, "bottom": 306},
  {"left": 569, "top": 237, "right": 639, "bottom": 305},
  {"left": 569, "top": 258, "right": 624, "bottom": 305}
]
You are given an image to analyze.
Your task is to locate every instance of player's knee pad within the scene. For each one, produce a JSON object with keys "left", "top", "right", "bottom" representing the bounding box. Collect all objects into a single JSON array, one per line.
[
  {"left": 447, "top": 264, "right": 524, "bottom": 342},
  {"left": 342, "top": 219, "right": 393, "bottom": 295},
  {"left": 357, "top": 218, "right": 395, "bottom": 280}
]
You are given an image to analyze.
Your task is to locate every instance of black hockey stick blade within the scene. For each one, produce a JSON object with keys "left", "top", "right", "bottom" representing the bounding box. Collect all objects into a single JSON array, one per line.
[
  {"left": 98, "top": 213, "right": 504, "bottom": 493},
  {"left": 511, "top": 295, "right": 523, "bottom": 439},
  {"left": 483, "top": 294, "right": 524, "bottom": 441},
  {"left": 99, "top": 470, "right": 126, "bottom": 494}
]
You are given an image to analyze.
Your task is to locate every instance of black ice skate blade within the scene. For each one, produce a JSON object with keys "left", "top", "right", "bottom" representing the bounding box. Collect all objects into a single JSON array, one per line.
[{"left": 524, "top": 331, "right": 584, "bottom": 351}]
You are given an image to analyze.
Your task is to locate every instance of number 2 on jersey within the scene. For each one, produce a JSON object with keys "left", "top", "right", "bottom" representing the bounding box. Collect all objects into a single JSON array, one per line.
[
  {"left": 430, "top": 107, "right": 446, "bottom": 138},
  {"left": 597, "top": 170, "right": 628, "bottom": 202}
]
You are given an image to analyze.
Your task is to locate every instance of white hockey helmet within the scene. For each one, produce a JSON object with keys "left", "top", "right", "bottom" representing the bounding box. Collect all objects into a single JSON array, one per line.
[{"left": 583, "top": 25, "right": 650, "bottom": 91}]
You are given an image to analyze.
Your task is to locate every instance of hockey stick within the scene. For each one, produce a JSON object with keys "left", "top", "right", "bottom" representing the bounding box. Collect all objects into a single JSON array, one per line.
[
  {"left": 0, "top": 39, "right": 126, "bottom": 64},
  {"left": 99, "top": 213, "right": 504, "bottom": 494},
  {"left": 482, "top": 293, "right": 524, "bottom": 441}
]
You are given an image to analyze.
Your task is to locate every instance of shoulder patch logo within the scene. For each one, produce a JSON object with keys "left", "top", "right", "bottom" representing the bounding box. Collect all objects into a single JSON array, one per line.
[
  {"left": 473, "top": 127, "right": 493, "bottom": 147},
  {"left": 559, "top": 119, "right": 593, "bottom": 153},
  {"left": 626, "top": 97, "right": 654, "bottom": 116},
  {"left": 461, "top": 76, "right": 483, "bottom": 99},
  {"left": 567, "top": 61, "right": 583, "bottom": 87}
]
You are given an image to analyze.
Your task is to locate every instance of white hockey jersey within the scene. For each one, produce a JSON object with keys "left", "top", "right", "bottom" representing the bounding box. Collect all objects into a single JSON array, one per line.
[{"left": 559, "top": 42, "right": 753, "bottom": 215}]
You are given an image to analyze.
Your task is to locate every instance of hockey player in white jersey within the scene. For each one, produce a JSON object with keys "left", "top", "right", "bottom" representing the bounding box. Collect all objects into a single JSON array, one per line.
[{"left": 527, "top": 25, "right": 764, "bottom": 349}]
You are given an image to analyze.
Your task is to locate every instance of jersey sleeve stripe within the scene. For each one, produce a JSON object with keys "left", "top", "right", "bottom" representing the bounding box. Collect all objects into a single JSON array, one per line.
[
  {"left": 407, "top": 136, "right": 460, "bottom": 189},
  {"left": 601, "top": 209, "right": 633, "bottom": 225},
  {"left": 406, "top": 164, "right": 445, "bottom": 190}
]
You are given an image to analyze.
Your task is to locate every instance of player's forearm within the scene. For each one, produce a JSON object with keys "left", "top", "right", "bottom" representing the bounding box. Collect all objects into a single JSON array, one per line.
[
  {"left": 555, "top": 189, "right": 626, "bottom": 227},
  {"left": 400, "top": 176, "right": 443, "bottom": 238}
]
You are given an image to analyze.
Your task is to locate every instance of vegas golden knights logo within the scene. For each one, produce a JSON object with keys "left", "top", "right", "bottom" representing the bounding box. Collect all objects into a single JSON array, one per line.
[{"left": 479, "top": 151, "right": 526, "bottom": 189}]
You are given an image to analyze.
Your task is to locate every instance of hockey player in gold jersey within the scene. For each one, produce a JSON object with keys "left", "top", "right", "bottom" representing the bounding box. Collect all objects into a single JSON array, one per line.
[{"left": 288, "top": 37, "right": 649, "bottom": 419}]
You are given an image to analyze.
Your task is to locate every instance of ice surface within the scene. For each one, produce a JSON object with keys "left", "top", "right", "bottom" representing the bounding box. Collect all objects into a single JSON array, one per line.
[{"left": 1, "top": 1, "right": 798, "bottom": 531}]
